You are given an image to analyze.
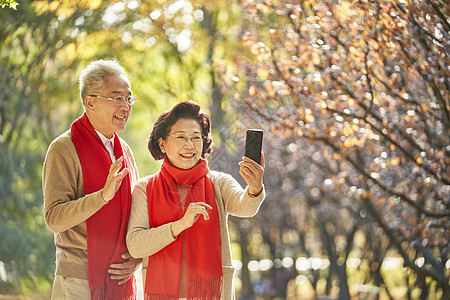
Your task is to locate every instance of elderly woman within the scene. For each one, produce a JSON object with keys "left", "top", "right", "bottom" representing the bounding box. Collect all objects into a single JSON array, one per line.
[{"left": 126, "top": 101, "right": 265, "bottom": 299}]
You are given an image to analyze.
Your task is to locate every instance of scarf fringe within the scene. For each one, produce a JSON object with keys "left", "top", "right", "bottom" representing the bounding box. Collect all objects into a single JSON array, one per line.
[
  {"left": 187, "top": 277, "right": 223, "bottom": 300},
  {"left": 144, "top": 294, "right": 177, "bottom": 300},
  {"left": 90, "top": 286, "right": 106, "bottom": 300},
  {"left": 91, "top": 286, "right": 136, "bottom": 300},
  {"left": 144, "top": 277, "right": 222, "bottom": 300}
]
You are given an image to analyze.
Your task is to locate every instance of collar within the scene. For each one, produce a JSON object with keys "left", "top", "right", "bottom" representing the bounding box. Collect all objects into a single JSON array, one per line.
[{"left": 95, "top": 130, "right": 115, "bottom": 146}]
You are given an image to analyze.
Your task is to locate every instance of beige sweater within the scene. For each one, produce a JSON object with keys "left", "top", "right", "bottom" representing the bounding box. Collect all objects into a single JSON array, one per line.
[
  {"left": 42, "top": 129, "right": 139, "bottom": 280},
  {"left": 126, "top": 171, "right": 265, "bottom": 300}
]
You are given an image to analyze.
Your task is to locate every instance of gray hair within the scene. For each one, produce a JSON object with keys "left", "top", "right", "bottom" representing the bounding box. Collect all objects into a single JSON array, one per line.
[{"left": 78, "top": 59, "right": 129, "bottom": 103}]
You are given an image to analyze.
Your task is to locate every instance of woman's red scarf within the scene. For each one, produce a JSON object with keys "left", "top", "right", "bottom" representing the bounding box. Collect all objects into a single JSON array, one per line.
[
  {"left": 145, "top": 158, "right": 223, "bottom": 300},
  {"left": 71, "top": 113, "right": 136, "bottom": 300}
]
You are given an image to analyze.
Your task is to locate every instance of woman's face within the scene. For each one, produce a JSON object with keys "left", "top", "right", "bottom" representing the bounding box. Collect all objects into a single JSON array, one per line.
[{"left": 159, "top": 118, "right": 204, "bottom": 170}]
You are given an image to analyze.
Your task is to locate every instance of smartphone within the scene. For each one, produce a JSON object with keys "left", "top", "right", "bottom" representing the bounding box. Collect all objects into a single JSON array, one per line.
[{"left": 245, "top": 129, "right": 263, "bottom": 165}]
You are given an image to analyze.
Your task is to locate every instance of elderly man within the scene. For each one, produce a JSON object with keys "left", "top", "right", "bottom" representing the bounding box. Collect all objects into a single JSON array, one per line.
[{"left": 43, "top": 59, "right": 140, "bottom": 300}]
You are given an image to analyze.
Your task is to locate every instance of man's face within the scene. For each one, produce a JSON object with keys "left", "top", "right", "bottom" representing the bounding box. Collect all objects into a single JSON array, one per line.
[{"left": 85, "top": 75, "right": 132, "bottom": 138}]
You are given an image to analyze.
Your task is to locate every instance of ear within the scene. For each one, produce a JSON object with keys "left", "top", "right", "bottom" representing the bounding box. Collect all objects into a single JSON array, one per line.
[
  {"left": 158, "top": 137, "right": 166, "bottom": 153},
  {"left": 85, "top": 96, "right": 95, "bottom": 110}
]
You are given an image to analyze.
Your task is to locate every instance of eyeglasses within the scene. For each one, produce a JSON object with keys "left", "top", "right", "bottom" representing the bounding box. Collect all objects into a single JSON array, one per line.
[
  {"left": 89, "top": 95, "right": 137, "bottom": 106},
  {"left": 169, "top": 133, "right": 204, "bottom": 145}
]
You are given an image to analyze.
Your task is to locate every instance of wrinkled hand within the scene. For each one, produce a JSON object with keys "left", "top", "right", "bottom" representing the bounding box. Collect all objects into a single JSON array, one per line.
[
  {"left": 171, "top": 202, "right": 212, "bottom": 238},
  {"left": 108, "top": 252, "right": 141, "bottom": 285},
  {"left": 101, "top": 156, "right": 129, "bottom": 202},
  {"left": 239, "top": 152, "right": 265, "bottom": 196}
]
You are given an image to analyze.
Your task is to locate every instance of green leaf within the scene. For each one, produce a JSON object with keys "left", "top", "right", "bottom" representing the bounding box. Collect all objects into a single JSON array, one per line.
[{"left": 0, "top": 0, "right": 18, "bottom": 10}]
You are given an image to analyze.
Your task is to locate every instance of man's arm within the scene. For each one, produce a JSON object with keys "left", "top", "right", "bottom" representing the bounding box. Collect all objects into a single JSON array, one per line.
[
  {"left": 108, "top": 252, "right": 141, "bottom": 285},
  {"left": 43, "top": 139, "right": 107, "bottom": 233}
]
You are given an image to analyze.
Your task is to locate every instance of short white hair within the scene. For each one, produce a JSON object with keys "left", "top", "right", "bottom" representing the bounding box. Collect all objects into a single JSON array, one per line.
[{"left": 78, "top": 59, "right": 129, "bottom": 103}]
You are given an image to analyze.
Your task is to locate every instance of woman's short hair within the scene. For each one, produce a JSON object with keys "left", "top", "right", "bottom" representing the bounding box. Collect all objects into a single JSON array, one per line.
[
  {"left": 79, "top": 59, "right": 129, "bottom": 104},
  {"left": 148, "top": 101, "right": 214, "bottom": 160}
]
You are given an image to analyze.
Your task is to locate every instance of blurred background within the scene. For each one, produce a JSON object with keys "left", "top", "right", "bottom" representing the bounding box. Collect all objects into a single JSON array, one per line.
[{"left": 0, "top": 0, "right": 449, "bottom": 299}]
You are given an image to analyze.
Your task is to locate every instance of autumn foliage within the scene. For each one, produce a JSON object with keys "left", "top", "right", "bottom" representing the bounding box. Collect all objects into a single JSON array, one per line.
[
  {"left": 222, "top": 0, "right": 449, "bottom": 297},
  {"left": 1, "top": 0, "right": 448, "bottom": 298}
]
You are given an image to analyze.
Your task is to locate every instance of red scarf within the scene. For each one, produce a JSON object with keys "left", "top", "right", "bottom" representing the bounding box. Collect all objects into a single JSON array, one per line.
[
  {"left": 145, "top": 158, "right": 223, "bottom": 300},
  {"left": 71, "top": 113, "right": 136, "bottom": 300}
]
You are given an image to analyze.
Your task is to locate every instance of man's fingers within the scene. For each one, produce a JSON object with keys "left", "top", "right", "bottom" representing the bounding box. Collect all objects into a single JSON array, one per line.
[
  {"left": 117, "top": 168, "right": 129, "bottom": 180},
  {"left": 108, "top": 254, "right": 141, "bottom": 284},
  {"left": 109, "top": 259, "right": 135, "bottom": 271},
  {"left": 110, "top": 156, "right": 124, "bottom": 172},
  {"left": 116, "top": 275, "right": 132, "bottom": 285},
  {"left": 109, "top": 266, "right": 133, "bottom": 275},
  {"left": 110, "top": 273, "right": 132, "bottom": 285}
]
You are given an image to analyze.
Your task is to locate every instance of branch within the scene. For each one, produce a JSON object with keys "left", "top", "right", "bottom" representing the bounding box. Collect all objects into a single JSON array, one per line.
[
  {"left": 396, "top": 38, "right": 450, "bottom": 126},
  {"left": 361, "top": 195, "right": 450, "bottom": 293},
  {"left": 322, "top": 135, "right": 450, "bottom": 217},
  {"left": 244, "top": 101, "right": 450, "bottom": 217}
]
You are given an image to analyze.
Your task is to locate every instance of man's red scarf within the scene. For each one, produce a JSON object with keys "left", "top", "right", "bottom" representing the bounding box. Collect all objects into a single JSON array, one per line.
[
  {"left": 145, "top": 158, "right": 223, "bottom": 300},
  {"left": 71, "top": 113, "right": 136, "bottom": 300}
]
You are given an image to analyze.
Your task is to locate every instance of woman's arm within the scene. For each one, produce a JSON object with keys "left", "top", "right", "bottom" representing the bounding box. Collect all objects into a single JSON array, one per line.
[
  {"left": 126, "top": 177, "right": 176, "bottom": 258},
  {"left": 215, "top": 153, "right": 266, "bottom": 217},
  {"left": 213, "top": 172, "right": 265, "bottom": 218}
]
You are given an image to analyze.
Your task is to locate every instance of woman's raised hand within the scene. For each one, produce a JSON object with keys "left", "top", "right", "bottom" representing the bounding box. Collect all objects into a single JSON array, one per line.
[{"left": 239, "top": 152, "right": 265, "bottom": 196}]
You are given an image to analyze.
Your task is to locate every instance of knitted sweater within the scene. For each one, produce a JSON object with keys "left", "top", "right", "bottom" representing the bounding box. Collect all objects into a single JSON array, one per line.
[
  {"left": 42, "top": 129, "right": 139, "bottom": 280},
  {"left": 126, "top": 171, "right": 265, "bottom": 300}
]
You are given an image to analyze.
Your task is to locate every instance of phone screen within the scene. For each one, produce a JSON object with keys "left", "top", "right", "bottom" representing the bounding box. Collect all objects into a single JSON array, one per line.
[{"left": 245, "top": 129, "right": 263, "bottom": 164}]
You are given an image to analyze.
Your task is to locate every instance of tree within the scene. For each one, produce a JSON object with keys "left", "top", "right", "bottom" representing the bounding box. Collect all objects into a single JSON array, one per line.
[
  {"left": 1, "top": 0, "right": 246, "bottom": 295},
  {"left": 5, "top": 0, "right": 447, "bottom": 298},
  {"left": 0, "top": 0, "right": 18, "bottom": 10},
  {"left": 225, "top": 0, "right": 449, "bottom": 298},
  {"left": 0, "top": 0, "right": 87, "bottom": 294}
]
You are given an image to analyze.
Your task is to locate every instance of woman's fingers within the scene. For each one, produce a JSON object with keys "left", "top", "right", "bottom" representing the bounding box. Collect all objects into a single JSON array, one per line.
[
  {"left": 260, "top": 152, "right": 265, "bottom": 167},
  {"left": 241, "top": 154, "right": 264, "bottom": 172},
  {"left": 189, "top": 202, "right": 212, "bottom": 220},
  {"left": 239, "top": 159, "right": 264, "bottom": 180},
  {"left": 190, "top": 202, "right": 213, "bottom": 210},
  {"left": 174, "top": 203, "right": 215, "bottom": 236},
  {"left": 184, "top": 202, "right": 212, "bottom": 225},
  {"left": 239, "top": 152, "right": 265, "bottom": 194}
]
